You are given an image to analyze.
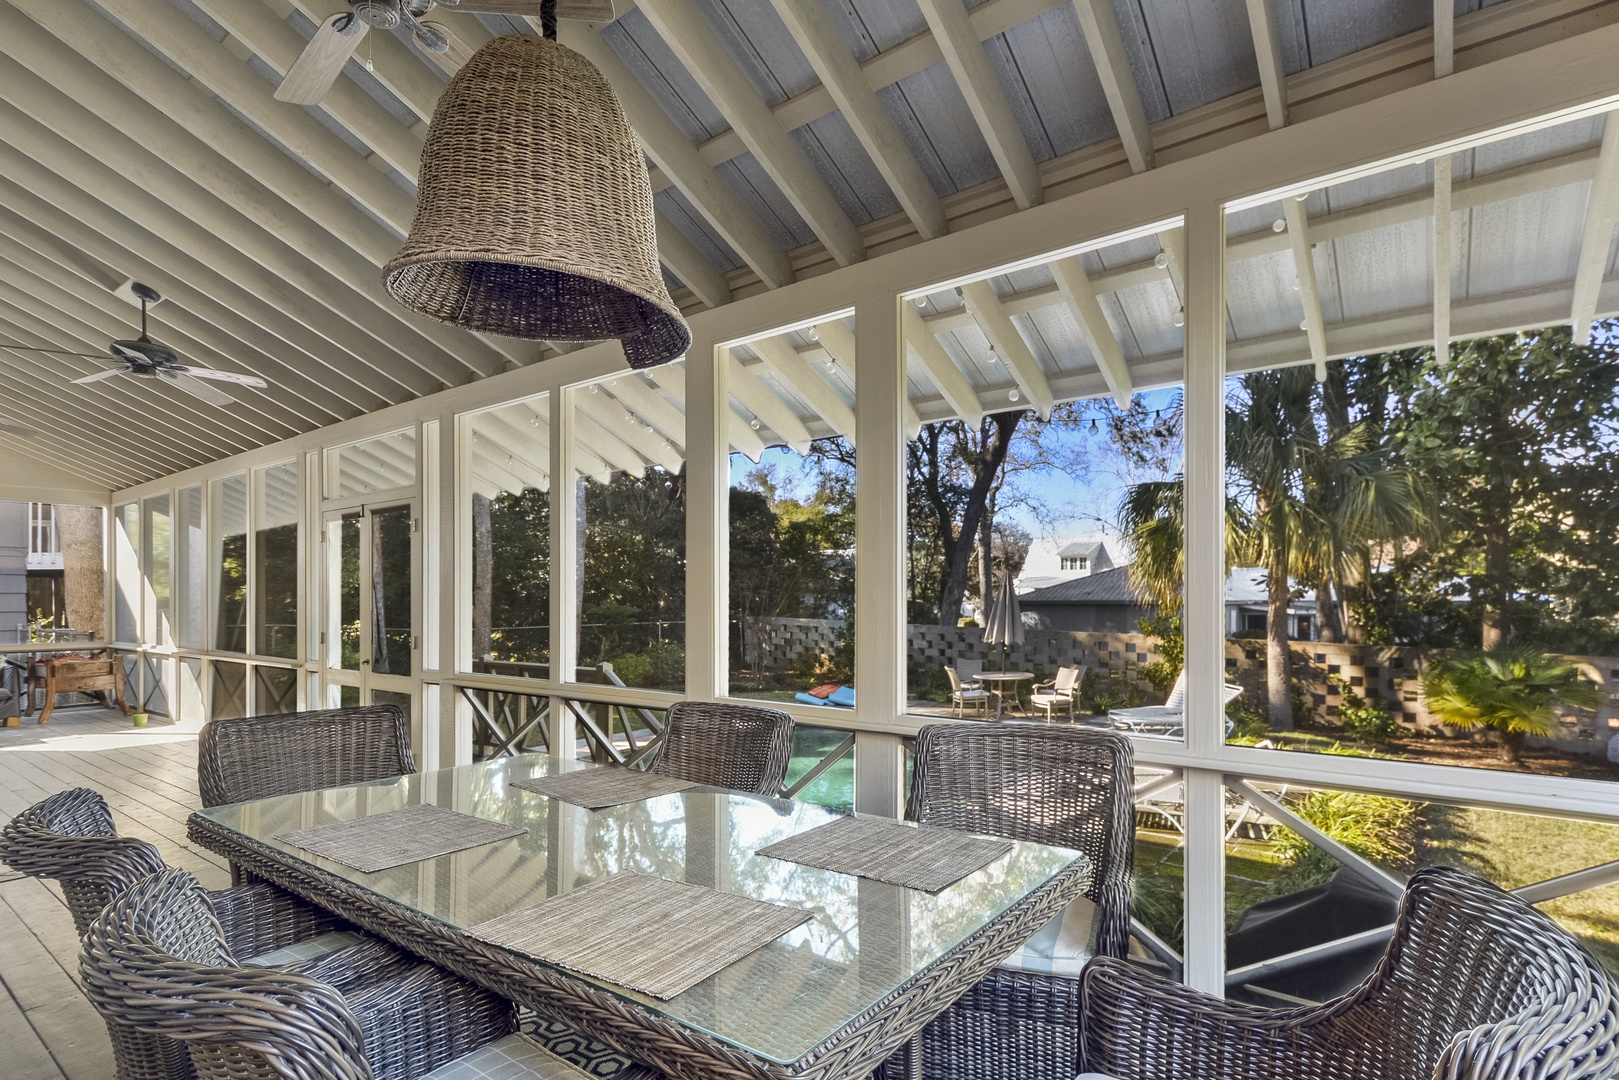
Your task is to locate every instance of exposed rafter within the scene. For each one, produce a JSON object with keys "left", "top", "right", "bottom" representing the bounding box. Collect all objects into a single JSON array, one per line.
[
  {"left": 1283, "top": 197, "right": 1329, "bottom": 381},
  {"left": 902, "top": 303, "right": 983, "bottom": 424},
  {"left": 1071, "top": 0, "right": 1155, "bottom": 174},
  {"left": 1571, "top": 115, "right": 1619, "bottom": 346},
  {"left": 749, "top": 336, "right": 858, "bottom": 445},
  {"left": 1434, "top": 0, "right": 1455, "bottom": 79},
  {"left": 1433, "top": 154, "right": 1453, "bottom": 358},
  {"left": 652, "top": 209, "right": 733, "bottom": 310},
  {"left": 814, "top": 317, "right": 922, "bottom": 436},
  {"left": 914, "top": 0, "right": 1044, "bottom": 210},
  {"left": 727, "top": 355, "right": 815, "bottom": 454},
  {"left": 769, "top": 0, "right": 947, "bottom": 241},
  {"left": 960, "top": 281, "right": 1056, "bottom": 417},
  {"left": 636, "top": 0, "right": 867, "bottom": 267},
  {"left": 1049, "top": 257, "right": 1133, "bottom": 407},
  {"left": 1244, "top": 0, "right": 1289, "bottom": 130}
]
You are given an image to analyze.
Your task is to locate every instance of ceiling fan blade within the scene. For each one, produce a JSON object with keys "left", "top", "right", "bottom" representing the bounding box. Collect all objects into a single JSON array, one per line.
[
  {"left": 275, "top": 12, "right": 368, "bottom": 106},
  {"left": 415, "top": 21, "right": 476, "bottom": 76},
  {"left": 169, "top": 365, "right": 269, "bottom": 389},
  {"left": 446, "top": 0, "right": 615, "bottom": 21},
  {"left": 164, "top": 372, "right": 237, "bottom": 408},
  {"left": 0, "top": 342, "right": 118, "bottom": 359},
  {"left": 73, "top": 368, "right": 126, "bottom": 385}
]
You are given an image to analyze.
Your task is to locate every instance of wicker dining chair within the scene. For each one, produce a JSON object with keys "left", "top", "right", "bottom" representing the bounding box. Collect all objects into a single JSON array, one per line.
[
  {"left": 198, "top": 705, "right": 416, "bottom": 884},
  {"left": 879, "top": 723, "right": 1136, "bottom": 1080},
  {"left": 78, "top": 866, "right": 527, "bottom": 1080},
  {"left": 1079, "top": 865, "right": 1619, "bottom": 1080},
  {"left": 648, "top": 700, "right": 795, "bottom": 796},
  {"left": 0, "top": 787, "right": 374, "bottom": 1080}
]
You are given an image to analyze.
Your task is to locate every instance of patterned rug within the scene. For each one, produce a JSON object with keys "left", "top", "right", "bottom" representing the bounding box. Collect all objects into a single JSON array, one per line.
[{"left": 519, "top": 1011, "right": 649, "bottom": 1079}]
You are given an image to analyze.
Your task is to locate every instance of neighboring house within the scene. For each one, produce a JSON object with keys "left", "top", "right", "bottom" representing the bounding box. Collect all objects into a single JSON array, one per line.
[
  {"left": 1020, "top": 565, "right": 1151, "bottom": 633},
  {"left": 1017, "top": 536, "right": 1119, "bottom": 594},
  {"left": 0, "top": 501, "right": 68, "bottom": 634},
  {"left": 1021, "top": 562, "right": 1320, "bottom": 641}
]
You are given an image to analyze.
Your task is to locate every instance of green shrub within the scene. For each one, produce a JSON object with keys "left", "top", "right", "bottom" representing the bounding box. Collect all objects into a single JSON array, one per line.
[
  {"left": 1422, "top": 645, "right": 1604, "bottom": 762},
  {"left": 1131, "top": 873, "right": 1185, "bottom": 954},
  {"left": 1136, "top": 614, "right": 1183, "bottom": 694},
  {"left": 1269, "top": 788, "right": 1420, "bottom": 891},
  {"left": 1225, "top": 697, "right": 1269, "bottom": 740},
  {"left": 1330, "top": 675, "right": 1401, "bottom": 744},
  {"left": 609, "top": 652, "right": 652, "bottom": 686},
  {"left": 1081, "top": 673, "right": 1147, "bottom": 714},
  {"left": 647, "top": 640, "right": 685, "bottom": 688}
]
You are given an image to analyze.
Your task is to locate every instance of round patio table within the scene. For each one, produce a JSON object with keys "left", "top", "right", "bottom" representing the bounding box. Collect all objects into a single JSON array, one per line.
[{"left": 975, "top": 671, "right": 1033, "bottom": 718}]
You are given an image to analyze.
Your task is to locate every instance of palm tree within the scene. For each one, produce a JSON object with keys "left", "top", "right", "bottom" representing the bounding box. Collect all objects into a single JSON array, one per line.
[
  {"left": 1421, "top": 645, "right": 1603, "bottom": 762},
  {"left": 1122, "top": 367, "right": 1429, "bottom": 731}
]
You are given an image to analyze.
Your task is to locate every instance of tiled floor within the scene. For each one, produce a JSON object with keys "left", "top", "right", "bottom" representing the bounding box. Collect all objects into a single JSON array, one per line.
[{"left": 0, "top": 706, "right": 227, "bottom": 1080}]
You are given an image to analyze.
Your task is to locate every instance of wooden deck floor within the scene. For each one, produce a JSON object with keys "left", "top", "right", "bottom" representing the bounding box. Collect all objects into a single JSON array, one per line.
[{"left": 0, "top": 707, "right": 228, "bottom": 1080}]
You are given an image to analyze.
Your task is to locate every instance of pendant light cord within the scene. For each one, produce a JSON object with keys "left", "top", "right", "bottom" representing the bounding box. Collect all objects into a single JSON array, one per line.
[{"left": 541, "top": 0, "right": 557, "bottom": 40}]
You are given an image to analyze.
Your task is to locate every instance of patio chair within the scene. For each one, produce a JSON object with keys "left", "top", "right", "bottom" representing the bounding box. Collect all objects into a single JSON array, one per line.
[
  {"left": 956, "top": 658, "right": 985, "bottom": 685},
  {"left": 198, "top": 704, "right": 416, "bottom": 883},
  {"left": 879, "top": 723, "right": 1135, "bottom": 1080},
  {"left": 1079, "top": 865, "right": 1619, "bottom": 1080},
  {"left": 648, "top": 700, "right": 794, "bottom": 796},
  {"left": 1108, "top": 669, "right": 1242, "bottom": 737},
  {"left": 0, "top": 787, "right": 383, "bottom": 1080},
  {"left": 1030, "top": 665, "right": 1087, "bottom": 721},
  {"left": 946, "top": 665, "right": 991, "bottom": 718},
  {"left": 78, "top": 866, "right": 539, "bottom": 1080}
]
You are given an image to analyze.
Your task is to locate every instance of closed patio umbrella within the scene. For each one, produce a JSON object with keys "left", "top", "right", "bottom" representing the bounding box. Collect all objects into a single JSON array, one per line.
[{"left": 981, "top": 569, "right": 1024, "bottom": 672}]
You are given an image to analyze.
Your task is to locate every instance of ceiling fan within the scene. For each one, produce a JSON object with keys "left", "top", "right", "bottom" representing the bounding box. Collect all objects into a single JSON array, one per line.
[
  {"left": 276, "top": 0, "right": 615, "bottom": 106},
  {"left": 0, "top": 283, "right": 269, "bottom": 408}
]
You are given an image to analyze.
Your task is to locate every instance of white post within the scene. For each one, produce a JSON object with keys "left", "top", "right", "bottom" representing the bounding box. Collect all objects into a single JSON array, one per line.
[
  {"left": 684, "top": 337, "right": 726, "bottom": 701},
  {"left": 1181, "top": 199, "right": 1229, "bottom": 993},
  {"left": 853, "top": 293, "right": 907, "bottom": 817},
  {"left": 548, "top": 386, "right": 579, "bottom": 754}
]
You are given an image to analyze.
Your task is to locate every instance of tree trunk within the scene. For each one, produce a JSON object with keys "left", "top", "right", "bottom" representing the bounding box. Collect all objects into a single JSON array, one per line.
[
  {"left": 935, "top": 413, "right": 1021, "bottom": 626},
  {"left": 471, "top": 494, "right": 492, "bottom": 663},
  {"left": 1266, "top": 568, "right": 1294, "bottom": 730},
  {"left": 370, "top": 515, "right": 390, "bottom": 674},
  {"left": 977, "top": 491, "right": 995, "bottom": 611},
  {"left": 1315, "top": 576, "right": 1341, "bottom": 642},
  {"left": 1499, "top": 728, "right": 1525, "bottom": 763},
  {"left": 57, "top": 504, "right": 105, "bottom": 638},
  {"left": 1480, "top": 519, "right": 1511, "bottom": 651}
]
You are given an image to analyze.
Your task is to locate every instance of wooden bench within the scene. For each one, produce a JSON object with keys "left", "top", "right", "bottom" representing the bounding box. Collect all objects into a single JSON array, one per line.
[{"left": 34, "top": 654, "right": 131, "bottom": 724}]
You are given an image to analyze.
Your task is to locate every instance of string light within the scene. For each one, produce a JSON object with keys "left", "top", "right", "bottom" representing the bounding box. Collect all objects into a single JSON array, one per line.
[
  {"left": 1300, "top": 318, "right": 1310, "bottom": 331},
  {"left": 749, "top": 418, "right": 762, "bottom": 430},
  {"left": 1089, "top": 418, "right": 1098, "bottom": 431},
  {"left": 1153, "top": 250, "right": 1168, "bottom": 270},
  {"left": 1171, "top": 307, "right": 1185, "bottom": 328},
  {"left": 823, "top": 356, "right": 836, "bottom": 372},
  {"left": 1272, "top": 219, "right": 1286, "bottom": 233},
  {"left": 589, "top": 384, "right": 600, "bottom": 393},
  {"left": 806, "top": 327, "right": 819, "bottom": 342},
  {"left": 1291, "top": 276, "right": 1301, "bottom": 291},
  {"left": 1009, "top": 388, "right": 1020, "bottom": 402},
  {"left": 987, "top": 347, "right": 1000, "bottom": 364},
  {"left": 913, "top": 295, "right": 928, "bottom": 308}
]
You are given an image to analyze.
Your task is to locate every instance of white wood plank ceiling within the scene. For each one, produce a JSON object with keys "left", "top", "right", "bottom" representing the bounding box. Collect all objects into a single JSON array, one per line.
[{"left": 0, "top": 0, "right": 1615, "bottom": 492}]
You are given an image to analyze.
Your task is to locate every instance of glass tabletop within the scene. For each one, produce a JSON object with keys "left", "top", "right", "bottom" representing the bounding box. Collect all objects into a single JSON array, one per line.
[{"left": 195, "top": 753, "right": 1092, "bottom": 1065}]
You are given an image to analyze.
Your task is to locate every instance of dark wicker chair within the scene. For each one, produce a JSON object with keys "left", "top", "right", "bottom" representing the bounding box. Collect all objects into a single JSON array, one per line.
[
  {"left": 79, "top": 866, "right": 523, "bottom": 1080},
  {"left": 0, "top": 787, "right": 374, "bottom": 1080},
  {"left": 648, "top": 700, "right": 795, "bottom": 796},
  {"left": 198, "top": 705, "right": 416, "bottom": 885},
  {"left": 880, "top": 723, "right": 1136, "bottom": 1080},
  {"left": 1079, "top": 865, "right": 1619, "bottom": 1080}
]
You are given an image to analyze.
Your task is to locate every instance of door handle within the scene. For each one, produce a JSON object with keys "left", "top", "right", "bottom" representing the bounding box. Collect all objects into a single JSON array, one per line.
[{"left": 360, "top": 659, "right": 371, "bottom": 667}]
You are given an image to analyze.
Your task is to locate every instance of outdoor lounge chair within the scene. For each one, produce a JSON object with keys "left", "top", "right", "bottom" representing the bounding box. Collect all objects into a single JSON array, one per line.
[
  {"left": 946, "top": 665, "right": 991, "bottom": 717},
  {"left": 1079, "top": 865, "right": 1619, "bottom": 1080},
  {"left": 1108, "top": 669, "right": 1242, "bottom": 737},
  {"left": 1030, "top": 665, "right": 1087, "bottom": 721},
  {"left": 794, "top": 684, "right": 855, "bottom": 708}
]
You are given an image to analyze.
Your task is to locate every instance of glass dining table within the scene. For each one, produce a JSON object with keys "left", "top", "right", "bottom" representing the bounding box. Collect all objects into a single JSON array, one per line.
[{"left": 188, "top": 752, "right": 1097, "bottom": 1080}]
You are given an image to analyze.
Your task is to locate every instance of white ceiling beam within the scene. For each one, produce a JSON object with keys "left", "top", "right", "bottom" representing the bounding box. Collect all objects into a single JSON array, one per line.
[
  {"left": 577, "top": 388, "right": 684, "bottom": 472},
  {"left": 1157, "top": 229, "right": 1187, "bottom": 305},
  {"left": 563, "top": 27, "right": 796, "bottom": 290},
  {"left": 1434, "top": 0, "right": 1455, "bottom": 79},
  {"left": 902, "top": 303, "right": 983, "bottom": 423},
  {"left": 1283, "top": 196, "right": 1329, "bottom": 380},
  {"left": 597, "top": 375, "right": 689, "bottom": 453},
  {"left": 1244, "top": 0, "right": 1289, "bottom": 130},
  {"left": 728, "top": 355, "right": 815, "bottom": 455},
  {"left": 749, "top": 336, "right": 858, "bottom": 445},
  {"left": 769, "top": 0, "right": 948, "bottom": 240},
  {"left": 0, "top": 3, "right": 522, "bottom": 377},
  {"left": 914, "top": 0, "right": 1044, "bottom": 210},
  {"left": 643, "top": 363, "right": 765, "bottom": 462},
  {"left": 1433, "top": 154, "right": 1453, "bottom": 359},
  {"left": 1049, "top": 256, "right": 1134, "bottom": 406},
  {"left": 634, "top": 0, "right": 867, "bottom": 267},
  {"left": 1571, "top": 115, "right": 1619, "bottom": 346},
  {"left": 814, "top": 317, "right": 923, "bottom": 437},
  {"left": 653, "top": 209, "right": 732, "bottom": 309},
  {"left": 1071, "top": 0, "right": 1154, "bottom": 174},
  {"left": 0, "top": 170, "right": 395, "bottom": 416},
  {"left": 574, "top": 411, "right": 657, "bottom": 477},
  {"left": 0, "top": 61, "right": 472, "bottom": 394},
  {"left": 960, "top": 281, "right": 1056, "bottom": 417}
]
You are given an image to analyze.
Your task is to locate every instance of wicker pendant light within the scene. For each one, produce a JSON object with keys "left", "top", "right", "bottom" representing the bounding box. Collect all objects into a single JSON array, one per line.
[{"left": 384, "top": 15, "right": 690, "bottom": 370}]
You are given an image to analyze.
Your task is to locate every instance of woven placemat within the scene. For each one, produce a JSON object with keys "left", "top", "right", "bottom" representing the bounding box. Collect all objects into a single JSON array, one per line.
[
  {"left": 275, "top": 804, "right": 524, "bottom": 873},
  {"left": 469, "top": 872, "right": 812, "bottom": 1000},
  {"left": 511, "top": 766, "right": 699, "bottom": 810},
  {"left": 756, "top": 816, "right": 1013, "bottom": 894}
]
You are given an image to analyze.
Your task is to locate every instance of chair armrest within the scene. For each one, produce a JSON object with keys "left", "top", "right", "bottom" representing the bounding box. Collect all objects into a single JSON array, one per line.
[
  {"left": 1079, "top": 958, "right": 1339, "bottom": 1080},
  {"left": 211, "top": 882, "right": 351, "bottom": 960}
]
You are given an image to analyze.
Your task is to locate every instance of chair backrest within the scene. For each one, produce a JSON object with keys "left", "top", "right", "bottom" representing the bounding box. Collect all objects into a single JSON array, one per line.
[
  {"left": 956, "top": 659, "right": 984, "bottom": 682},
  {"left": 650, "top": 701, "right": 795, "bottom": 796},
  {"left": 1162, "top": 669, "right": 1188, "bottom": 710},
  {"left": 197, "top": 705, "right": 416, "bottom": 808},
  {"left": 945, "top": 666, "right": 965, "bottom": 692},
  {"left": 1055, "top": 665, "right": 1085, "bottom": 694},
  {"left": 0, "top": 787, "right": 166, "bottom": 936},
  {"left": 907, "top": 724, "right": 1135, "bottom": 959},
  {"left": 79, "top": 867, "right": 374, "bottom": 1080},
  {"left": 1329, "top": 866, "right": 1618, "bottom": 1079}
]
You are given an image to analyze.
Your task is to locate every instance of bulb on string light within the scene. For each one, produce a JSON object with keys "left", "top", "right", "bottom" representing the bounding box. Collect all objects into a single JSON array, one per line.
[
  {"left": 1089, "top": 418, "right": 1098, "bottom": 431},
  {"left": 1291, "top": 277, "right": 1301, "bottom": 291},
  {"left": 913, "top": 295, "right": 928, "bottom": 308},
  {"left": 749, "top": 418, "right": 761, "bottom": 430},
  {"left": 987, "top": 347, "right": 1000, "bottom": 364},
  {"left": 1172, "top": 307, "right": 1185, "bottom": 328},
  {"left": 1300, "top": 318, "right": 1310, "bottom": 331},
  {"left": 1272, "top": 219, "right": 1286, "bottom": 233},
  {"left": 589, "top": 384, "right": 599, "bottom": 393},
  {"left": 823, "top": 356, "right": 836, "bottom": 372},
  {"left": 1009, "top": 388, "right": 1020, "bottom": 402},
  {"left": 1153, "top": 250, "right": 1168, "bottom": 270},
  {"left": 806, "top": 327, "right": 819, "bottom": 342}
]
